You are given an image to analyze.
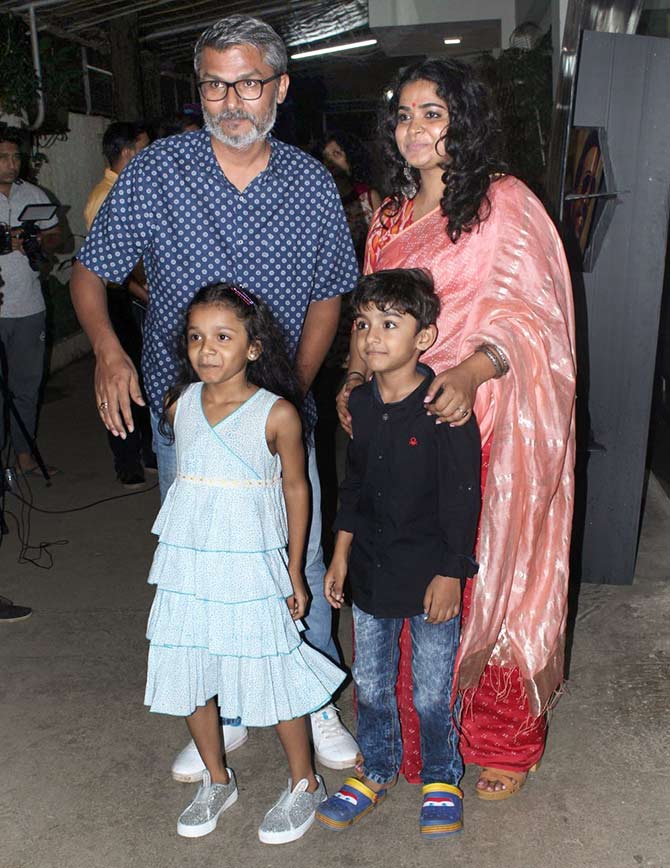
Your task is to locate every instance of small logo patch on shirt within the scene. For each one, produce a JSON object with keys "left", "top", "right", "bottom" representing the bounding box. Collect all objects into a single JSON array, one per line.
[{"left": 408, "top": 436, "right": 419, "bottom": 447}]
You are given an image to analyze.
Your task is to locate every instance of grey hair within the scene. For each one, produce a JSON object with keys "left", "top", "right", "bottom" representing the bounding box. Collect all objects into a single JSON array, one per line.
[{"left": 194, "top": 14, "right": 288, "bottom": 76}]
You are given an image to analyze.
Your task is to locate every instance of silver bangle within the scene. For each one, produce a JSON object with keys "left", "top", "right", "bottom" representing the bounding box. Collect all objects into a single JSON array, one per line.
[
  {"left": 493, "top": 344, "right": 510, "bottom": 375},
  {"left": 475, "top": 344, "right": 508, "bottom": 379}
]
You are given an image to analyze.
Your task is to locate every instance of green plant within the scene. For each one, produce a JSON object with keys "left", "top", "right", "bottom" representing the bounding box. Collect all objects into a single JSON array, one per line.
[
  {"left": 39, "top": 32, "right": 82, "bottom": 121},
  {"left": 0, "top": 13, "right": 39, "bottom": 117},
  {"left": 476, "top": 32, "right": 553, "bottom": 196},
  {"left": 0, "top": 13, "right": 82, "bottom": 130}
]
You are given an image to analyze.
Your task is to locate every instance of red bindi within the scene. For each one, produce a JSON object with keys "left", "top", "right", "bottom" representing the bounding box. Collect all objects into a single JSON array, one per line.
[{"left": 411, "top": 102, "right": 417, "bottom": 108}]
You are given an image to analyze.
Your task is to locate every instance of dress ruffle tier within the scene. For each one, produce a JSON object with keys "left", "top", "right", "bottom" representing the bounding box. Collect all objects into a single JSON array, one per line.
[{"left": 144, "top": 385, "right": 344, "bottom": 724}]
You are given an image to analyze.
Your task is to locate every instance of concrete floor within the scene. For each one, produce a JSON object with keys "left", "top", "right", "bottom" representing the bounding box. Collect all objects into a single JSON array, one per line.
[{"left": 1, "top": 356, "right": 669, "bottom": 868}]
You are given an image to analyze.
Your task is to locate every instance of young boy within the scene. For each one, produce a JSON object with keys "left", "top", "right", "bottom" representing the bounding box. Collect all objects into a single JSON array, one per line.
[{"left": 316, "top": 268, "right": 481, "bottom": 838}]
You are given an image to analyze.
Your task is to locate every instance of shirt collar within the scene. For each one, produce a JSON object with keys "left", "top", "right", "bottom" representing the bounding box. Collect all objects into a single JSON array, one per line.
[
  {"left": 198, "top": 129, "right": 287, "bottom": 182},
  {"left": 371, "top": 363, "right": 435, "bottom": 411}
]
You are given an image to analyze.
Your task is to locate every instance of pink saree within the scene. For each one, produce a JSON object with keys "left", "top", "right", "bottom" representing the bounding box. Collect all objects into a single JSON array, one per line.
[{"left": 363, "top": 176, "right": 576, "bottom": 773}]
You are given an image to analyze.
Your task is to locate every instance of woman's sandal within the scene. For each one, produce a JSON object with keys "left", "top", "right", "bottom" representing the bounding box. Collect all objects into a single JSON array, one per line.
[
  {"left": 475, "top": 762, "right": 539, "bottom": 801},
  {"left": 315, "top": 777, "right": 392, "bottom": 831}
]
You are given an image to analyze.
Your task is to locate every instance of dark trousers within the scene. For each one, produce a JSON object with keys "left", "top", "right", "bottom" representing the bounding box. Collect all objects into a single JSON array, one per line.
[
  {"left": 0, "top": 312, "right": 46, "bottom": 455},
  {"left": 106, "top": 289, "right": 153, "bottom": 473}
]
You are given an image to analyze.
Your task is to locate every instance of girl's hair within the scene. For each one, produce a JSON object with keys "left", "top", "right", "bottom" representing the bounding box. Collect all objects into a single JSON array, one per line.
[
  {"left": 380, "top": 58, "right": 506, "bottom": 243},
  {"left": 322, "top": 130, "right": 373, "bottom": 187},
  {"left": 159, "top": 283, "right": 302, "bottom": 441},
  {"left": 352, "top": 268, "right": 440, "bottom": 331}
]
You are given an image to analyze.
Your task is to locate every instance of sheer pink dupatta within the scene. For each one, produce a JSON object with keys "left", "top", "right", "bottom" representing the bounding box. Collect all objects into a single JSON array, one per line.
[{"left": 367, "top": 177, "right": 576, "bottom": 715}]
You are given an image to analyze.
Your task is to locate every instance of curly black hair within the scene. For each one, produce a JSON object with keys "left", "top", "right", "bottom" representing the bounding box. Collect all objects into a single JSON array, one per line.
[
  {"left": 322, "top": 130, "right": 374, "bottom": 187},
  {"left": 380, "top": 58, "right": 506, "bottom": 243},
  {"left": 159, "top": 283, "right": 303, "bottom": 441},
  {"left": 352, "top": 268, "right": 440, "bottom": 332}
]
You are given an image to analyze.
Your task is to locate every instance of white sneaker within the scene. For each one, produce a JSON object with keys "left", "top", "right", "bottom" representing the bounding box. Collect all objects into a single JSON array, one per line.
[
  {"left": 171, "top": 725, "right": 249, "bottom": 783},
  {"left": 310, "top": 704, "right": 358, "bottom": 770}
]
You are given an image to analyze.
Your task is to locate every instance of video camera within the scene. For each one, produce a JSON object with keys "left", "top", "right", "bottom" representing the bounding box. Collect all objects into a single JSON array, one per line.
[{"left": 0, "top": 203, "right": 58, "bottom": 271}]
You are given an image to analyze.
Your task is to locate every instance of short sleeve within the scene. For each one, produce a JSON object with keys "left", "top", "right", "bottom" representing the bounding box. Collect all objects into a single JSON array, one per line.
[
  {"left": 77, "top": 156, "right": 152, "bottom": 284},
  {"left": 310, "top": 169, "right": 359, "bottom": 301}
]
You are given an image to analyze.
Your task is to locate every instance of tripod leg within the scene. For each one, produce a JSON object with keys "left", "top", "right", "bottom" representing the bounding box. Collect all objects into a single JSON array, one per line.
[{"left": 6, "top": 395, "right": 50, "bottom": 482}]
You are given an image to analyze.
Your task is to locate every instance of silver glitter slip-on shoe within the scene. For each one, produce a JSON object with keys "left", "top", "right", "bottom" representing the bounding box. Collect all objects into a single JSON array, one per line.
[
  {"left": 177, "top": 768, "right": 238, "bottom": 838},
  {"left": 258, "top": 776, "right": 327, "bottom": 845}
]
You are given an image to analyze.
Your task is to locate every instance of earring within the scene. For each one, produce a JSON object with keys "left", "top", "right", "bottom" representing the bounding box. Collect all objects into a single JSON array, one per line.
[{"left": 402, "top": 160, "right": 418, "bottom": 198}]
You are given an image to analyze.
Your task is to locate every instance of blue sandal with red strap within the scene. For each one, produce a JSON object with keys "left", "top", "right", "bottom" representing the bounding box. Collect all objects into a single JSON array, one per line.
[
  {"left": 419, "top": 783, "right": 464, "bottom": 838},
  {"left": 315, "top": 777, "right": 390, "bottom": 831}
]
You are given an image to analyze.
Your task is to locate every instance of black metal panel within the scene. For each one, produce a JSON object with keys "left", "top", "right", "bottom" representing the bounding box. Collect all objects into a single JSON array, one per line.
[
  {"left": 572, "top": 30, "right": 670, "bottom": 584},
  {"left": 545, "top": 0, "right": 643, "bottom": 218}
]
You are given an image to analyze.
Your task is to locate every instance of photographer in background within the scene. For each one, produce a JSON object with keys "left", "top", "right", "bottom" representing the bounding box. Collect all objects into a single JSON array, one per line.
[
  {"left": 84, "top": 121, "right": 154, "bottom": 489},
  {"left": 0, "top": 127, "right": 61, "bottom": 475}
]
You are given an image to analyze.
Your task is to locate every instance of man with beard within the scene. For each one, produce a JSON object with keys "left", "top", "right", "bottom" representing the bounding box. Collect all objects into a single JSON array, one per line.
[{"left": 70, "top": 15, "right": 359, "bottom": 782}]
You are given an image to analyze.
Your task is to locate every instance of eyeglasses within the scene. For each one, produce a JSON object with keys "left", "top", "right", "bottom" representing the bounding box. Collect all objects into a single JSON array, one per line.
[{"left": 197, "top": 73, "right": 283, "bottom": 102}]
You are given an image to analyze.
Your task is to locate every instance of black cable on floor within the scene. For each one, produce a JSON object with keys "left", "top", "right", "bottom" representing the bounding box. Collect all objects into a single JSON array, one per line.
[{"left": 1, "top": 444, "right": 157, "bottom": 569}]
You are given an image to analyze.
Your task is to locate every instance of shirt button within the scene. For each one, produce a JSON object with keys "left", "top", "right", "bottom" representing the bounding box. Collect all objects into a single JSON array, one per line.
[
  {"left": 377, "top": 454, "right": 383, "bottom": 460},
  {"left": 376, "top": 490, "right": 382, "bottom": 497},
  {"left": 377, "top": 527, "right": 382, "bottom": 534},
  {"left": 376, "top": 562, "right": 381, "bottom": 568},
  {"left": 381, "top": 413, "right": 389, "bottom": 421}
]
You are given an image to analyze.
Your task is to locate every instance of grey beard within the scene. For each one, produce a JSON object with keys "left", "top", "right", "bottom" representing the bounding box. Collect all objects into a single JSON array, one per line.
[{"left": 204, "top": 103, "right": 277, "bottom": 148}]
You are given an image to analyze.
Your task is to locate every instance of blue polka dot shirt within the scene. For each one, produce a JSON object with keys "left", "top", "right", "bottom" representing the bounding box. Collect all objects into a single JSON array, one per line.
[{"left": 78, "top": 130, "right": 359, "bottom": 429}]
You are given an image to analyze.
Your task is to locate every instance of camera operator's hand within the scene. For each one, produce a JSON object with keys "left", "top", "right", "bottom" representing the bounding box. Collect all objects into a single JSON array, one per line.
[
  {"left": 95, "top": 336, "right": 145, "bottom": 439},
  {"left": 10, "top": 228, "right": 25, "bottom": 255}
]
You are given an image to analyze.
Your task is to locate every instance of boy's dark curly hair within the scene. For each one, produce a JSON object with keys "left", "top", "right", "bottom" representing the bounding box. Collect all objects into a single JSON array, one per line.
[
  {"left": 159, "top": 283, "right": 303, "bottom": 441},
  {"left": 352, "top": 268, "right": 440, "bottom": 332},
  {"left": 380, "top": 58, "right": 506, "bottom": 243}
]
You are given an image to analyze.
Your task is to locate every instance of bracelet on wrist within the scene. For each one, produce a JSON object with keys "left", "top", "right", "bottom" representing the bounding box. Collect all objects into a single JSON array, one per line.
[{"left": 475, "top": 343, "right": 509, "bottom": 379}]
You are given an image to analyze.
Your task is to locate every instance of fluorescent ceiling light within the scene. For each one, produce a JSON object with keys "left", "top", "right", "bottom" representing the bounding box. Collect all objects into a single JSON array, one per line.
[
  {"left": 291, "top": 39, "right": 377, "bottom": 60},
  {"left": 443, "top": 38, "right": 462, "bottom": 45}
]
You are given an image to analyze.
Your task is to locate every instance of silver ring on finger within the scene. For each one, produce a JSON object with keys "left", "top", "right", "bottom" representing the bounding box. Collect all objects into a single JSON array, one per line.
[
  {"left": 99, "top": 401, "right": 109, "bottom": 411},
  {"left": 461, "top": 408, "right": 469, "bottom": 418}
]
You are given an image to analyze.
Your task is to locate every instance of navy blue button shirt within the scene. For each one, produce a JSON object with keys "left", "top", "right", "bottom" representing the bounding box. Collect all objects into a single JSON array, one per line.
[
  {"left": 78, "top": 131, "right": 359, "bottom": 428},
  {"left": 334, "top": 366, "right": 481, "bottom": 618}
]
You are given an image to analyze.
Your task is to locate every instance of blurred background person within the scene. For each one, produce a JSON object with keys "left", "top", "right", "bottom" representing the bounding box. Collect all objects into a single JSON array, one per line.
[
  {"left": 0, "top": 126, "right": 61, "bottom": 477},
  {"left": 161, "top": 107, "right": 204, "bottom": 137},
  {"left": 321, "top": 131, "right": 381, "bottom": 266},
  {"left": 312, "top": 131, "right": 382, "bottom": 553},
  {"left": 84, "top": 121, "right": 155, "bottom": 489}
]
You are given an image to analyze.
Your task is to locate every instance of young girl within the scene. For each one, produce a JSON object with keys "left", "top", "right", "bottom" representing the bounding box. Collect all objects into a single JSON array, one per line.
[{"left": 143, "top": 283, "right": 344, "bottom": 844}]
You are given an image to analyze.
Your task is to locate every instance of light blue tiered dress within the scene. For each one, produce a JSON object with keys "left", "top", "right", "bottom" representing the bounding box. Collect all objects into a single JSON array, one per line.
[{"left": 144, "top": 383, "right": 344, "bottom": 726}]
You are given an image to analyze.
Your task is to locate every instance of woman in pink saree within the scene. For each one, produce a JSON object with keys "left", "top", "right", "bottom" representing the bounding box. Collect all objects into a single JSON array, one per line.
[{"left": 337, "top": 59, "right": 576, "bottom": 799}]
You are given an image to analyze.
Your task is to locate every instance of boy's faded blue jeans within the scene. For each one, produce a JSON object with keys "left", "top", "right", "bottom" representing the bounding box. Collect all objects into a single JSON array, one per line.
[{"left": 352, "top": 603, "right": 463, "bottom": 787}]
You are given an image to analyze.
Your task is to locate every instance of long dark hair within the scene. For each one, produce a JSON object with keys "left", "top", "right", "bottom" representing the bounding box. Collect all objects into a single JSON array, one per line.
[
  {"left": 380, "top": 58, "right": 505, "bottom": 243},
  {"left": 159, "top": 283, "right": 302, "bottom": 440}
]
